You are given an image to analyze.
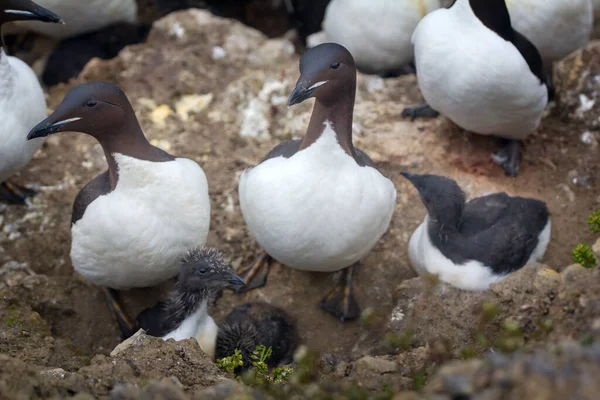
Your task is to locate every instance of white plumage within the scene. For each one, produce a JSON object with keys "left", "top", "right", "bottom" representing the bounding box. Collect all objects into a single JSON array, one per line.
[
  {"left": 0, "top": 50, "right": 46, "bottom": 183},
  {"left": 15, "top": 0, "right": 137, "bottom": 39},
  {"left": 321, "top": 0, "right": 447, "bottom": 74},
  {"left": 507, "top": 0, "right": 593, "bottom": 68},
  {"left": 408, "top": 217, "right": 551, "bottom": 291},
  {"left": 71, "top": 153, "right": 211, "bottom": 290},
  {"left": 161, "top": 300, "right": 218, "bottom": 360},
  {"left": 412, "top": 0, "right": 548, "bottom": 139},
  {"left": 239, "top": 122, "right": 396, "bottom": 272}
]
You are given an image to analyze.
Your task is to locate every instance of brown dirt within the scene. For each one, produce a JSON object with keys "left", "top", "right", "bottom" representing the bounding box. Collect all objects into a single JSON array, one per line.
[{"left": 0, "top": 8, "right": 599, "bottom": 400}]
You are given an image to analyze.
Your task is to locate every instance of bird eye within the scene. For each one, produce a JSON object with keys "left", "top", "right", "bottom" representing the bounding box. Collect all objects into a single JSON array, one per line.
[
  {"left": 86, "top": 99, "right": 97, "bottom": 108},
  {"left": 197, "top": 268, "right": 208, "bottom": 275},
  {"left": 330, "top": 61, "right": 340, "bottom": 70}
]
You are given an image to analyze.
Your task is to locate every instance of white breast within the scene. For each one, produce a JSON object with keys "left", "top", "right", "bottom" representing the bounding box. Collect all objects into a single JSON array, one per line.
[
  {"left": 162, "top": 300, "right": 218, "bottom": 360},
  {"left": 0, "top": 52, "right": 46, "bottom": 183},
  {"left": 507, "top": 0, "right": 593, "bottom": 66},
  {"left": 239, "top": 123, "right": 396, "bottom": 272},
  {"left": 15, "top": 0, "right": 137, "bottom": 39},
  {"left": 71, "top": 154, "right": 211, "bottom": 290},
  {"left": 323, "top": 0, "right": 445, "bottom": 73},
  {"left": 408, "top": 218, "right": 506, "bottom": 291},
  {"left": 412, "top": 0, "right": 548, "bottom": 139}
]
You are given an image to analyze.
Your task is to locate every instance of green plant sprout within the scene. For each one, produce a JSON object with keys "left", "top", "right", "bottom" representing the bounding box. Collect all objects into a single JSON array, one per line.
[
  {"left": 216, "top": 349, "right": 243, "bottom": 375},
  {"left": 573, "top": 244, "right": 596, "bottom": 269},
  {"left": 216, "top": 345, "right": 293, "bottom": 385},
  {"left": 588, "top": 210, "right": 600, "bottom": 233}
]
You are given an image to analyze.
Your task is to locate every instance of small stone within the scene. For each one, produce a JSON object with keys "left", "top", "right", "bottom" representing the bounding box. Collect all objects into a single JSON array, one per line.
[
  {"left": 560, "top": 264, "right": 590, "bottom": 283},
  {"left": 592, "top": 238, "right": 600, "bottom": 260},
  {"left": 110, "top": 329, "right": 146, "bottom": 357},
  {"left": 533, "top": 268, "right": 561, "bottom": 294},
  {"left": 353, "top": 356, "right": 399, "bottom": 374}
]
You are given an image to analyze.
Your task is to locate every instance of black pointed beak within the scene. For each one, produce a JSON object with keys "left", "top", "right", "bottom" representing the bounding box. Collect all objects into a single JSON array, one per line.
[
  {"left": 400, "top": 172, "right": 414, "bottom": 181},
  {"left": 288, "top": 79, "right": 320, "bottom": 106},
  {"left": 4, "top": 2, "right": 63, "bottom": 24},
  {"left": 223, "top": 271, "right": 245, "bottom": 290},
  {"left": 27, "top": 116, "right": 80, "bottom": 140}
]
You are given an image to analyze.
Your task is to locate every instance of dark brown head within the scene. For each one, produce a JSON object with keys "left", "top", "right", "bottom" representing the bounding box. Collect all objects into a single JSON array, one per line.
[
  {"left": 0, "top": 0, "right": 62, "bottom": 26},
  {"left": 288, "top": 42, "right": 356, "bottom": 107},
  {"left": 27, "top": 82, "right": 136, "bottom": 141},
  {"left": 178, "top": 248, "right": 245, "bottom": 293}
]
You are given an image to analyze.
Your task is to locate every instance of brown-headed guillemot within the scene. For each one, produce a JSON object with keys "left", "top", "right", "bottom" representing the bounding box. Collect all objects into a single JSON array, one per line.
[
  {"left": 0, "top": 0, "right": 62, "bottom": 204},
  {"left": 238, "top": 43, "right": 397, "bottom": 321},
  {"left": 27, "top": 82, "right": 211, "bottom": 336},
  {"left": 134, "top": 248, "right": 245, "bottom": 360},
  {"left": 402, "top": 172, "right": 551, "bottom": 290},
  {"left": 216, "top": 302, "right": 297, "bottom": 372},
  {"left": 402, "top": 0, "right": 549, "bottom": 177}
]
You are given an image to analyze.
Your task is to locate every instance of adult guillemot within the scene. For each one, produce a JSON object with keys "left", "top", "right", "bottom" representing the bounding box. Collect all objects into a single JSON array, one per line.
[
  {"left": 12, "top": 0, "right": 136, "bottom": 39},
  {"left": 0, "top": 0, "right": 62, "bottom": 204},
  {"left": 135, "top": 248, "right": 245, "bottom": 359},
  {"left": 402, "top": 0, "right": 549, "bottom": 177},
  {"left": 238, "top": 43, "right": 397, "bottom": 321},
  {"left": 320, "top": 0, "right": 451, "bottom": 76},
  {"left": 27, "top": 82, "right": 211, "bottom": 335},
  {"left": 402, "top": 172, "right": 551, "bottom": 291},
  {"left": 216, "top": 302, "right": 297, "bottom": 372}
]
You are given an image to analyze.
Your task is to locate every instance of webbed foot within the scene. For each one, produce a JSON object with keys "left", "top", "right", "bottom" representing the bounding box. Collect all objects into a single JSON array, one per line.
[
  {"left": 401, "top": 103, "right": 440, "bottom": 121},
  {"left": 491, "top": 139, "right": 521, "bottom": 177},
  {"left": 237, "top": 252, "right": 272, "bottom": 292},
  {"left": 104, "top": 288, "right": 135, "bottom": 340},
  {"left": 0, "top": 181, "right": 37, "bottom": 205},
  {"left": 320, "top": 264, "right": 361, "bottom": 322}
]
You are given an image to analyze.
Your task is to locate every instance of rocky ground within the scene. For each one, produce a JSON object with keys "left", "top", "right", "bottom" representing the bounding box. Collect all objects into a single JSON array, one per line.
[{"left": 1, "top": 7, "right": 600, "bottom": 400}]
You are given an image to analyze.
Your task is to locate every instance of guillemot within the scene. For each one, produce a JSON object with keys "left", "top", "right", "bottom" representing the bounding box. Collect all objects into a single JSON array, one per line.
[
  {"left": 402, "top": 0, "right": 549, "bottom": 177},
  {"left": 238, "top": 43, "right": 397, "bottom": 321},
  {"left": 12, "top": 0, "right": 136, "bottom": 39},
  {"left": 27, "top": 82, "right": 211, "bottom": 336},
  {"left": 319, "top": 0, "right": 451, "bottom": 76},
  {"left": 402, "top": 172, "right": 551, "bottom": 291},
  {"left": 135, "top": 248, "right": 245, "bottom": 359},
  {"left": 216, "top": 302, "right": 297, "bottom": 372},
  {"left": 0, "top": 0, "right": 62, "bottom": 204}
]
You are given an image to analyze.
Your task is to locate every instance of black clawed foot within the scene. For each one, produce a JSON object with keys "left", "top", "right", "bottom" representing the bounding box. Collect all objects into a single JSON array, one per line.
[
  {"left": 0, "top": 181, "right": 37, "bottom": 205},
  {"left": 320, "top": 265, "right": 361, "bottom": 322},
  {"left": 546, "top": 72, "right": 555, "bottom": 103},
  {"left": 401, "top": 104, "right": 440, "bottom": 121},
  {"left": 378, "top": 63, "right": 416, "bottom": 79},
  {"left": 492, "top": 139, "right": 521, "bottom": 177},
  {"left": 237, "top": 253, "right": 272, "bottom": 292},
  {"left": 103, "top": 288, "right": 135, "bottom": 340}
]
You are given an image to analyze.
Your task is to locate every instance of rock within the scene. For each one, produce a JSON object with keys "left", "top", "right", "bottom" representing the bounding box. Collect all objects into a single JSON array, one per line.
[
  {"left": 78, "top": 336, "right": 227, "bottom": 396},
  {"left": 424, "top": 341, "right": 600, "bottom": 400},
  {"left": 110, "top": 377, "right": 188, "bottom": 400},
  {"left": 0, "top": 354, "right": 63, "bottom": 399},
  {"left": 110, "top": 329, "right": 147, "bottom": 357},
  {"left": 350, "top": 356, "right": 401, "bottom": 391}
]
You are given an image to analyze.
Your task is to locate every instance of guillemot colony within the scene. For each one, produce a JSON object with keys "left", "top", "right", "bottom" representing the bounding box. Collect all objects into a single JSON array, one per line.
[
  {"left": 403, "top": 0, "right": 549, "bottom": 177},
  {"left": 27, "top": 82, "right": 211, "bottom": 336},
  {"left": 0, "top": 0, "right": 62, "bottom": 204},
  {"left": 238, "top": 43, "right": 397, "bottom": 321},
  {"left": 402, "top": 173, "right": 551, "bottom": 290}
]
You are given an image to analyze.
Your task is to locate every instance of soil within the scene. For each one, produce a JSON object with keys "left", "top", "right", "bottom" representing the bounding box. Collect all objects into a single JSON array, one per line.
[{"left": 0, "top": 7, "right": 599, "bottom": 400}]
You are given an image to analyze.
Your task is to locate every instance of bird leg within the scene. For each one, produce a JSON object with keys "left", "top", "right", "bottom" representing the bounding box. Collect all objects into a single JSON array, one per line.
[
  {"left": 401, "top": 103, "right": 440, "bottom": 121},
  {"left": 103, "top": 288, "right": 135, "bottom": 340},
  {"left": 491, "top": 139, "right": 521, "bottom": 177},
  {"left": 237, "top": 252, "right": 272, "bottom": 292},
  {"left": 320, "top": 264, "right": 361, "bottom": 322},
  {"left": 0, "top": 181, "right": 37, "bottom": 205},
  {"left": 545, "top": 72, "right": 555, "bottom": 103}
]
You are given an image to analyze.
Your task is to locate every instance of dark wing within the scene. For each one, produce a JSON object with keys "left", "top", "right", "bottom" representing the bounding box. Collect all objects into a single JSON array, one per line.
[
  {"left": 460, "top": 193, "right": 512, "bottom": 236},
  {"left": 511, "top": 29, "right": 546, "bottom": 84},
  {"left": 286, "top": 0, "right": 331, "bottom": 45},
  {"left": 71, "top": 171, "right": 112, "bottom": 225},
  {"left": 468, "top": 0, "right": 546, "bottom": 85},
  {"left": 455, "top": 198, "right": 549, "bottom": 275},
  {"left": 135, "top": 303, "right": 170, "bottom": 337},
  {"left": 354, "top": 148, "right": 375, "bottom": 167},
  {"left": 262, "top": 140, "right": 302, "bottom": 161}
]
